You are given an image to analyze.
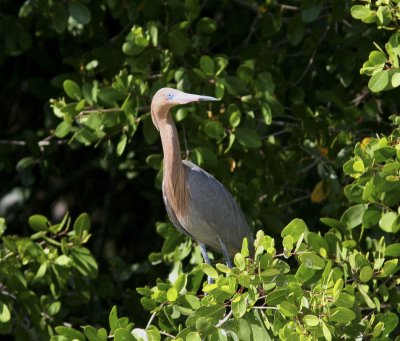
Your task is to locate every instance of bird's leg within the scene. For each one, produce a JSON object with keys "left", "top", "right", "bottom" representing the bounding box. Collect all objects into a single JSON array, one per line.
[
  {"left": 218, "top": 237, "right": 232, "bottom": 268},
  {"left": 199, "top": 242, "right": 214, "bottom": 284}
]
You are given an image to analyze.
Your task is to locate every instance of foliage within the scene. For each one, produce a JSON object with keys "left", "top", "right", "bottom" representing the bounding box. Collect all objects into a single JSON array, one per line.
[
  {"left": 351, "top": 1, "right": 400, "bottom": 92},
  {"left": 1, "top": 0, "right": 400, "bottom": 340},
  {"left": 52, "top": 217, "right": 400, "bottom": 340},
  {"left": 0, "top": 213, "right": 97, "bottom": 339}
]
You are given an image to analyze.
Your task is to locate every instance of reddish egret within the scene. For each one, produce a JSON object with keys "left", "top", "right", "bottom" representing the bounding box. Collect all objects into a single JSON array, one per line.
[{"left": 151, "top": 88, "right": 253, "bottom": 267}]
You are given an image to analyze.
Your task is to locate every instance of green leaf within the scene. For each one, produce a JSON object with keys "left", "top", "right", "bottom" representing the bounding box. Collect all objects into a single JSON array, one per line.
[
  {"left": 379, "top": 211, "right": 400, "bottom": 233},
  {"left": 168, "top": 30, "right": 190, "bottom": 56},
  {"left": 235, "top": 127, "right": 261, "bottom": 149},
  {"left": 362, "top": 179, "right": 374, "bottom": 201},
  {"left": 362, "top": 206, "right": 381, "bottom": 228},
  {"left": 195, "top": 316, "right": 217, "bottom": 336},
  {"left": 70, "top": 246, "right": 98, "bottom": 278},
  {"left": 358, "top": 284, "right": 376, "bottom": 308},
  {"left": 186, "top": 332, "right": 201, "bottom": 341},
  {"left": 303, "top": 314, "right": 319, "bottom": 327},
  {"left": 335, "top": 292, "right": 355, "bottom": 308},
  {"left": 146, "top": 154, "right": 162, "bottom": 170},
  {"left": 33, "top": 262, "right": 47, "bottom": 282},
  {"left": 232, "top": 294, "right": 247, "bottom": 318},
  {"left": 109, "top": 306, "right": 119, "bottom": 333},
  {"left": 278, "top": 301, "right": 298, "bottom": 317},
  {"left": 369, "top": 51, "right": 386, "bottom": 65},
  {"left": 382, "top": 259, "right": 398, "bottom": 276},
  {"left": 55, "top": 121, "right": 72, "bottom": 138},
  {"left": 301, "top": 0, "right": 323, "bottom": 22},
  {"left": 173, "top": 274, "right": 187, "bottom": 293},
  {"left": 241, "top": 237, "right": 250, "bottom": 257},
  {"left": 359, "top": 265, "right": 373, "bottom": 282},
  {"left": 63, "top": 80, "right": 81, "bottom": 100},
  {"left": 69, "top": 2, "right": 91, "bottom": 25},
  {"left": 281, "top": 218, "right": 307, "bottom": 242},
  {"left": 386, "top": 243, "right": 400, "bottom": 257},
  {"left": 117, "top": 133, "right": 127, "bottom": 156},
  {"left": 373, "top": 146, "right": 396, "bottom": 162},
  {"left": 52, "top": 2, "right": 68, "bottom": 33},
  {"left": 299, "top": 253, "right": 325, "bottom": 269},
  {"left": 382, "top": 162, "right": 400, "bottom": 172},
  {"left": 282, "top": 235, "right": 294, "bottom": 251},
  {"left": 287, "top": 15, "right": 304, "bottom": 46},
  {"left": 265, "top": 289, "right": 288, "bottom": 305},
  {"left": 234, "top": 253, "right": 245, "bottom": 271},
  {"left": 74, "top": 212, "right": 91, "bottom": 240},
  {"left": 114, "top": 328, "right": 135, "bottom": 341},
  {"left": 28, "top": 214, "right": 50, "bottom": 231},
  {"left": 140, "top": 297, "right": 156, "bottom": 311},
  {"left": 307, "top": 232, "right": 329, "bottom": 255},
  {"left": 145, "top": 326, "right": 160, "bottom": 341},
  {"left": 199, "top": 55, "right": 214, "bottom": 75},
  {"left": 368, "top": 70, "right": 390, "bottom": 93},
  {"left": 340, "top": 204, "right": 366, "bottom": 230},
  {"left": 350, "top": 5, "right": 370, "bottom": 19},
  {"left": 55, "top": 255, "right": 72, "bottom": 267},
  {"left": 320, "top": 217, "right": 343, "bottom": 229},
  {"left": 204, "top": 120, "right": 224, "bottom": 140},
  {"left": 186, "top": 306, "right": 226, "bottom": 327},
  {"left": 261, "top": 102, "right": 272, "bottom": 125},
  {"left": 320, "top": 320, "right": 332, "bottom": 341},
  {"left": 200, "top": 263, "right": 219, "bottom": 279},
  {"left": 196, "top": 17, "right": 217, "bottom": 34},
  {"left": 216, "top": 263, "right": 231, "bottom": 274},
  {"left": 167, "top": 287, "right": 178, "bottom": 302},
  {"left": 352, "top": 158, "right": 364, "bottom": 172},
  {"left": 227, "top": 104, "right": 241, "bottom": 128},
  {"left": 84, "top": 325, "right": 106, "bottom": 341},
  {"left": 373, "top": 321, "right": 384, "bottom": 338},
  {"left": 376, "top": 312, "right": 399, "bottom": 336},
  {"left": 55, "top": 326, "right": 85, "bottom": 341},
  {"left": 330, "top": 307, "right": 356, "bottom": 323},
  {"left": 0, "top": 218, "right": 6, "bottom": 238},
  {"left": 0, "top": 301, "right": 11, "bottom": 323},
  {"left": 391, "top": 70, "right": 400, "bottom": 87},
  {"left": 48, "top": 301, "right": 61, "bottom": 316}
]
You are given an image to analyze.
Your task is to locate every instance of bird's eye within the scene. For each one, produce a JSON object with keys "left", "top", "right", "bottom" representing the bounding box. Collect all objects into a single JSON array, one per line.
[{"left": 166, "top": 93, "right": 174, "bottom": 100}]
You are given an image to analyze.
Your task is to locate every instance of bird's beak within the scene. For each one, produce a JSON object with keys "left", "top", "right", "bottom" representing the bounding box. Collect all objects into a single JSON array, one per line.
[{"left": 175, "top": 92, "right": 219, "bottom": 104}]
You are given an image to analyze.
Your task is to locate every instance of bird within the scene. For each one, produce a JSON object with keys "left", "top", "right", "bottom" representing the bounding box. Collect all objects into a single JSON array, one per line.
[{"left": 151, "top": 87, "right": 253, "bottom": 267}]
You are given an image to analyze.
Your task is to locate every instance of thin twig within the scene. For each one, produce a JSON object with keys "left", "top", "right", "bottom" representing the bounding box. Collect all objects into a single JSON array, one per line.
[
  {"left": 77, "top": 108, "right": 123, "bottom": 117},
  {"left": 146, "top": 310, "right": 157, "bottom": 329},
  {"left": 293, "top": 26, "right": 330, "bottom": 87},
  {"left": 274, "top": 250, "right": 312, "bottom": 258},
  {"left": 280, "top": 4, "right": 298, "bottom": 11},
  {"left": 277, "top": 194, "right": 310, "bottom": 208},
  {"left": 159, "top": 331, "right": 176, "bottom": 339},
  {"left": 242, "top": 14, "right": 262, "bottom": 47},
  {"left": 215, "top": 309, "right": 233, "bottom": 328},
  {"left": 0, "top": 138, "right": 67, "bottom": 147}
]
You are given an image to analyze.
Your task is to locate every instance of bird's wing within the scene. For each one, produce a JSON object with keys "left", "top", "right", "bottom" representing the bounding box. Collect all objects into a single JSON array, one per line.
[{"left": 181, "top": 160, "right": 252, "bottom": 255}]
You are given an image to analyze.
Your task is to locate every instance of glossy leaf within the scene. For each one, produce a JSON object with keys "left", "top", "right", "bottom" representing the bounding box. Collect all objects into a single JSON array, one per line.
[{"left": 63, "top": 80, "right": 81, "bottom": 100}]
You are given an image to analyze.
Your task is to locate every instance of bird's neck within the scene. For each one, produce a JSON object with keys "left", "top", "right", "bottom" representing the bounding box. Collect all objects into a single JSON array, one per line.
[{"left": 159, "top": 112, "right": 189, "bottom": 219}]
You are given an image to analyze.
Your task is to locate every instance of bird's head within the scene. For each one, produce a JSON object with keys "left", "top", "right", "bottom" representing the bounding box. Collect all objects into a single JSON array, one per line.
[{"left": 151, "top": 87, "right": 218, "bottom": 129}]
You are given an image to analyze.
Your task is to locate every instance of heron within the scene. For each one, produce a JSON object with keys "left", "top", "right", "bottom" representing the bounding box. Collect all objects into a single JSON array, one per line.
[{"left": 151, "top": 87, "right": 253, "bottom": 268}]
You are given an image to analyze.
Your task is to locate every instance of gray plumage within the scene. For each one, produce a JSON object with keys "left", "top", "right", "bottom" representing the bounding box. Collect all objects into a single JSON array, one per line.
[{"left": 163, "top": 160, "right": 253, "bottom": 256}]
